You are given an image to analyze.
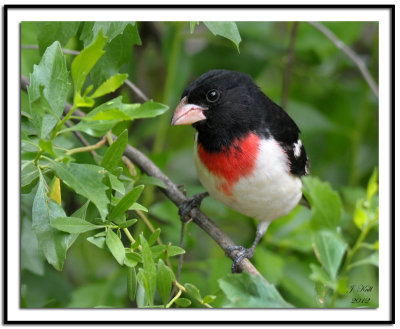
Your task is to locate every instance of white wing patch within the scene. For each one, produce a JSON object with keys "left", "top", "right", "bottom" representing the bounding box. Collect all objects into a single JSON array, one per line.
[{"left": 293, "top": 139, "right": 302, "bottom": 158}]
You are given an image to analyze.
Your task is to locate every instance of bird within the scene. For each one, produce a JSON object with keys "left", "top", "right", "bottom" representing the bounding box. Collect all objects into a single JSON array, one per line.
[{"left": 171, "top": 69, "right": 310, "bottom": 272}]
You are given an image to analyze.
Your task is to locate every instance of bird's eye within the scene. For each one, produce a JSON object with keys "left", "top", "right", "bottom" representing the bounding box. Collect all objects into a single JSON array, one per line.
[{"left": 206, "top": 89, "right": 220, "bottom": 103}]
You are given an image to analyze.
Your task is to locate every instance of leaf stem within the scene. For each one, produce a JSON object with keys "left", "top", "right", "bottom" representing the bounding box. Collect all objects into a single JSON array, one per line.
[
  {"left": 122, "top": 156, "right": 137, "bottom": 177},
  {"left": 166, "top": 289, "right": 182, "bottom": 308},
  {"left": 65, "top": 136, "right": 107, "bottom": 155},
  {"left": 123, "top": 227, "right": 136, "bottom": 244},
  {"left": 57, "top": 104, "right": 77, "bottom": 133},
  {"left": 106, "top": 131, "right": 114, "bottom": 146},
  {"left": 136, "top": 210, "right": 161, "bottom": 245},
  {"left": 33, "top": 149, "right": 45, "bottom": 165}
]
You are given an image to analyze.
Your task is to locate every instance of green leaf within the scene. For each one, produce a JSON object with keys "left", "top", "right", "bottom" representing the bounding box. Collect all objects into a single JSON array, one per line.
[
  {"left": 71, "top": 30, "right": 107, "bottom": 98},
  {"left": 46, "top": 159, "right": 109, "bottom": 220},
  {"left": 126, "top": 252, "right": 142, "bottom": 263},
  {"left": 136, "top": 269, "right": 148, "bottom": 307},
  {"left": 110, "top": 166, "right": 123, "bottom": 177},
  {"left": 28, "top": 41, "right": 70, "bottom": 139},
  {"left": 128, "top": 203, "right": 148, "bottom": 212},
  {"left": 107, "top": 172, "right": 125, "bottom": 195},
  {"left": 111, "top": 214, "right": 126, "bottom": 225},
  {"left": 91, "top": 73, "right": 128, "bottom": 98},
  {"left": 123, "top": 100, "right": 169, "bottom": 119},
  {"left": 21, "top": 161, "right": 39, "bottom": 188},
  {"left": 175, "top": 298, "right": 191, "bottom": 307},
  {"left": 203, "top": 22, "right": 241, "bottom": 52},
  {"left": 165, "top": 264, "right": 176, "bottom": 283},
  {"left": 157, "top": 259, "right": 172, "bottom": 306},
  {"left": 86, "top": 109, "right": 132, "bottom": 121},
  {"left": 135, "top": 175, "right": 167, "bottom": 189},
  {"left": 87, "top": 236, "right": 106, "bottom": 250},
  {"left": 218, "top": 272, "right": 293, "bottom": 308},
  {"left": 109, "top": 185, "right": 144, "bottom": 220},
  {"left": 38, "top": 139, "right": 55, "bottom": 156},
  {"left": 51, "top": 217, "right": 104, "bottom": 234},
  {"left": 60, "top": 98, "right": 168, "bottom": 138},
  {"left": 119, "top": 218, "right": 138, "bottom": 229},
  {"left": 21, "top": 216, "right": 44, "bottom": 276},
  {"left": 67, "top": 200, "right": 91, "bottom": 248},
  {"left": 124, "top": 253, "right": 139, "bottom": 267},
  {"left": 60, "top": 97, "right": 126, "bottom": 137},
  {"left": 66, "top": 281, "right": 118, "bottom": 308},
  {"left": 148, "top": 228, "right": 161, "bottom": 246},
  {"left": 309, "top": 264, "right": 337, "bottom": 290},
  {"left": 140, "top": 234, "right": 156, "bottom": 306},
  {"left": 101, "top": 130, "right": 128, "bottom": 171},
  {"left": 80, "top": 21, "right": 137, "bottom": 46},
  {"left": 37, "top": 22, "right": 80, "bottom": 54},
  {"left": 151, "top": 245, "right": 166, "bottom": 259},
  {"left": 48, "top": 176, "right": 61, "bottom": 206},
  {"left": 312, "top": 230, "right": 347, "bottom": 280},
  {"left": 166, "top": 245, "right": 185, "bottom": 257},
  {"left": 127, "top": 267, "right": 137, "bottom": 302},
  {"left": 190, "top": 21, "right": 199, "bottom": 33},
  {"left": 184, "top": 283, "right": 202, "bottom": 301},
  {"left": 202, "top": 295, "right": 216, "bottom": 304},
  {"left": 32, "top": 174, "right": 75, "bottom": 271},
  {"left": 88, "top": 23, "right": 141, "bottom": 87},
  {"left": 302, "top": 176, "right": 342, "bottom": 230},
  {"left": 106, "top": 229, "right": 125, "bottom": 265},
  {"left": 349, "top": 252, "right": 379, "bottom": 269}
]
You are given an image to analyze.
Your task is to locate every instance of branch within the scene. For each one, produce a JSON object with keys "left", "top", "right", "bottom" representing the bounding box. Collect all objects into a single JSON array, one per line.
[
  {"left": 21, "top": 45, "right": 149, "bottom": 102},
  {"left": 308, "top": 21, "right": 379, "bottom": 98},
  {"left": 21, "top": 75, "right": 265, "bottom": 279}
]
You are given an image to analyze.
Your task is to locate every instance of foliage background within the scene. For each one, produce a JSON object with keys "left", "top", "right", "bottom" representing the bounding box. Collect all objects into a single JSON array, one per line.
[{"left": 21, "top": 21, "right": 379, "bottom": 308}]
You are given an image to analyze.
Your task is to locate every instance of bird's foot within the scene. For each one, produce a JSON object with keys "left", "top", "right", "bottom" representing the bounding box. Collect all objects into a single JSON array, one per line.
[
  {"left": 225, "top": 245, "right": 255, "bottom": 273},
  {"left": 178, "top": 192, "right": 209, "bottom": 222}
]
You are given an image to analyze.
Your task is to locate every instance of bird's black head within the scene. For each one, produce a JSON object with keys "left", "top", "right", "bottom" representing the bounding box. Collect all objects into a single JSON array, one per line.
[{"left": 171, "top": 69, "right": 267, "bottom": 152}]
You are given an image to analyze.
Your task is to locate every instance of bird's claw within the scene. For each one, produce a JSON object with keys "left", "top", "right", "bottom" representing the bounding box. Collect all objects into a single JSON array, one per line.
[
  {"left": 225, "top": 245, "right": 255, "bottom": 273},
  {"left": 178, "top": 192, "right": 209, "bottom": 222}
]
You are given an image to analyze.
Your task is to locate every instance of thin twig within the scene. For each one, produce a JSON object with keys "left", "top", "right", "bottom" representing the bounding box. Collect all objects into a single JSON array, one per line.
[
  {"left": 21, "top": 74, "right": 266, "bottom": 279},
  {"left": 281, "top": 22, "right": 299, "bottom": 110},
  {"left": 65, "top": 136, "right": 106, "bottom": 155},
  {"left": 21, "top": 45, "right": 150, "bottom": 102},
  {"left": 124, "top": 78, "right": 149, "bottom": 102},
  {"left": 308, "top": 21, "right": 379, "bottom": 98},
  {"left": 170, "top": 219, "right": 189, "bottom": 300},
  {"left": 64, "top": 121, "right": 98, "bottom": 158},
  {"left": 122, "top": 156, "right": 137, "bottom": 177}
]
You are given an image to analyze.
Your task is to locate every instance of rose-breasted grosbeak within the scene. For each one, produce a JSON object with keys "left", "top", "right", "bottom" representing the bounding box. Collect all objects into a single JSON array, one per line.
[{"left": 171, "top": 69, "right": 310, "bottom": 272}]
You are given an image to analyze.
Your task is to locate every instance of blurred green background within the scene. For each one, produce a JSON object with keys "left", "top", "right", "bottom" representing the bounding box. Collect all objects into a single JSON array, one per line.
[{"left": 21, "top": 21, "right": 379, "bottom": 308}]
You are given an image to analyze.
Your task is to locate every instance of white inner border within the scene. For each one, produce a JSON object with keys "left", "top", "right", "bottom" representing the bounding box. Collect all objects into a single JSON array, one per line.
[{"left": 5, "top": 5, "right": 393, "bottom": 323}]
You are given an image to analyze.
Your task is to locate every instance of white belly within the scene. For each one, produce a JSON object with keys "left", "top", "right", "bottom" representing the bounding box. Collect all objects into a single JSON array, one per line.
[{"left": 194, "top": 135, "right": 302, "bottom": 222}]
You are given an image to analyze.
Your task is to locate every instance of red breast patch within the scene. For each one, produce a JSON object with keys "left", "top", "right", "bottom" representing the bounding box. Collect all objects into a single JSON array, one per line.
[{"left": 197, "top": 133, "right": 260, "bottom": 196}]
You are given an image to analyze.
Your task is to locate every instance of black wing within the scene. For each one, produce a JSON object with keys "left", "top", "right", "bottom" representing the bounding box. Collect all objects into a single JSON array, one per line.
[{"left": 257, "top": 94, "right": 310, "bottom": 177}]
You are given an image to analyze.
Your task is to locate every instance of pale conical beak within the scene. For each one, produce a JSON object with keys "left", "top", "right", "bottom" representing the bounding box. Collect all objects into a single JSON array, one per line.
[{"left": 171, "top": 96, "right": 208, "bottom": 126}]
